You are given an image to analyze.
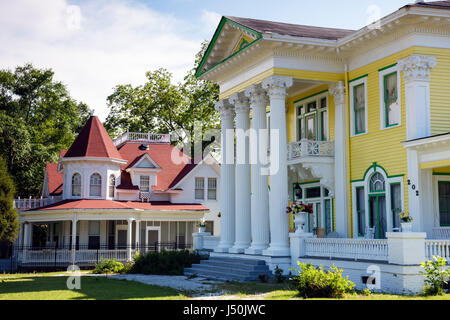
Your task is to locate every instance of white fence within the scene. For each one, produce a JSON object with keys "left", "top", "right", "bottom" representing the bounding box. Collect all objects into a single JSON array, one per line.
[
  {"left": 304, "top": 238, "right": 389, "bottom": 262},
  {"left": 425, "top": 240, "right": 450, "bottom": 261},
  {"left": 287, "top": 140, "right": 334, "bottom": 161},
  {"left": 14, "top": 196, "right": 62, "bottom": 211},
  {"left": 113, "top": 132, "right": 170, "bottom": 146},
  {"left": 432, "top": 227, "right": 450, "bottom": 240}
]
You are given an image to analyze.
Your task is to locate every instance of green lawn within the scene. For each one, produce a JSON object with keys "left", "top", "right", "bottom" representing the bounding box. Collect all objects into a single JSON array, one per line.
[{"left": 0, "top": 273, "right": 185, "bottom": 300}]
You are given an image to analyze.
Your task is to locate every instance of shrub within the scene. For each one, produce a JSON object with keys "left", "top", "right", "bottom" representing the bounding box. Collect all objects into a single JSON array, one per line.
[
  {"left": 420, "top": 256, "right": 450, "bottom": 296},
  {"left": 274, "top": 265, "right": 285, "bottom": 283},
  {"left": 93, "top": 258, "right": 125, "bottom": 274},
  {"left": 290, "top": 262, "right": 355, "bottom": 299},
  {"left": 128, "top": 250, "right": 203, "bottom": 275}
]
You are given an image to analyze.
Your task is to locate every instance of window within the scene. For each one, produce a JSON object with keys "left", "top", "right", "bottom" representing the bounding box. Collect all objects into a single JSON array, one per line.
[
  {"left": 88, "top": 221, "right": 100, "bottom": 249},
  {"left": 305, "top": 187, "right": 320, "bottom": 199},
  {"left": 195, "top": 177, "right": 205, "bottom": 200},
  {"left": 207, "top": 178, "right": 217, "bottom": 200},
  {"left": 108, "top": 175, "right": 115, "bottom": 198},
  {"left": 295, "top": 92, "right": 328, "bottom": 142},
  {"left": 353, "top": 84, "right": 366, "bottom": 134},
  {"left": 438, "top": 181, "right": 450, "bottom": 226},
  {"left": 89, "top": 173, "right": 102, "bottom": 197},
  {"left": 140, "top": 176, "right": 150, "bottom": 192},
  {"left": 356, "top": 187, "right": 366, "bottom": 236},
  {"left": 72, "top": 173, "right": 81, "bottom": 197},
  {"left": 384, "top": 72, "right": 400, "bottom": 127},
  {"left": 205, "top": 221, "right": 214, "bottom": 235},
  {"left": 390, "top": 183, "right": 402, "bottom": 229},
  {"left": 370, "top": 172, "right": 385, "bottom": 192}
]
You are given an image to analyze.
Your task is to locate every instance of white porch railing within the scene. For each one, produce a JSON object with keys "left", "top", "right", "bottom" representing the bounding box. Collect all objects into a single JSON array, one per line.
[
  {"left": 14, "top": 196, "right": 62, "bottom": 211},
  {"left": 432, "top": 227, "right": 450, "bottom": 240},
  {"left": 304, "top": 238, "right": 389, "bottom": 262},
  {"left": 203, "top": 236, "right": 220, "bottom": 250},
  {"left": 425, "top": 240, "right": 450, "bottom": 262},
  {"left": 113, "top": 132, "right": 170, "bottom": 146},
  {"left": 287, "top": 140, "right": 334, "bottom": 161}
]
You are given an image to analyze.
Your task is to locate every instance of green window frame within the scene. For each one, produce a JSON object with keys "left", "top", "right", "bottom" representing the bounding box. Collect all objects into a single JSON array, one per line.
[
  {"left": 383, "top": 72, "right": 399, "bottom": 128},
  {"left": 355, "top": 187, "right": 366, "bottom": 236},
  {"left": 353, "top": 83, "right": 366, "bottom": 135},
  {"left": 390, "top": 183, "right": 402, "bottom": 229}
]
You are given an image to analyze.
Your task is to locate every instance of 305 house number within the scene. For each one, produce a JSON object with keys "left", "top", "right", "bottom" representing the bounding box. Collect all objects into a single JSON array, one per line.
[{"left": 408, "top": 179, "right": 420, "bottom": 196}]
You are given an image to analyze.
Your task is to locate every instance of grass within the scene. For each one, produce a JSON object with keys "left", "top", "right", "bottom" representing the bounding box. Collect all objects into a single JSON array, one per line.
[{"left": 0, "top": 272, "right": 185, "bottom": 300}]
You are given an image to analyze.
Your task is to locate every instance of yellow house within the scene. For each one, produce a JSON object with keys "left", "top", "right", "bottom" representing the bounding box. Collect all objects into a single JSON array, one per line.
[{"left": 193, "top": 0, "right": 450, "bottom": 271}]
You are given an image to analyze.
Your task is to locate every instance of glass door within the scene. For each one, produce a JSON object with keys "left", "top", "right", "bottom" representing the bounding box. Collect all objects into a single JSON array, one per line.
[{"left": 369, "top": 195, "right": 387, "bottom": 239}]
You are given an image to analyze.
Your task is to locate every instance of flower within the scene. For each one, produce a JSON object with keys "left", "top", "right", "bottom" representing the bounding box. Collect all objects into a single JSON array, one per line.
[
  {"left": 286, "top": 201, "right": 313, "bottom": 214},
  {"left": 197, "top": 218, "right": 206, "bottom": 227},
  {"left": 399, "top": 211, "right": 413, "bottom": 223}
]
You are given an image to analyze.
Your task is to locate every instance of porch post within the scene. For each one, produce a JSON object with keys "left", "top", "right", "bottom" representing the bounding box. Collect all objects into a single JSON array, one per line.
[
  {"left": 229, "top": 92, "right": 252, "bottom": 253},
  {"left": 214, "top": 100, "right": 236, "bottom": 253},
  {"left": 262, "top": 76, "right": 293, "bottom": 257},
  {"left": 135, "top": 220, "right": 140, "bottom": 250},
  {"left": 71, "top": 217, "right": 77, "bottom": 266},
  {"left": 18, "top": 223, "right": 23, "bottom": 248},
  {"left": 127, "top": 218, "right": 133, "bottom": 261},
  {"left": 244, "top": 85, "right": 270, "bottom": 255},
  {"left": 330, "top": 81, "right": 349, "bottom": 237}
]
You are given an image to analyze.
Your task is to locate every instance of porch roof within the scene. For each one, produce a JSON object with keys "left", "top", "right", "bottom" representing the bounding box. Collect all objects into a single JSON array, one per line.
[{"left": 25, "top": 199, "right": 208, "bottom": 212}]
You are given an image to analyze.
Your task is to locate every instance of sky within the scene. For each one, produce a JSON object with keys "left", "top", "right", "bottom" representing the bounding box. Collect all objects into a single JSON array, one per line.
[{"left": 0, "top": 0, "right": 416, "bottom": 120}]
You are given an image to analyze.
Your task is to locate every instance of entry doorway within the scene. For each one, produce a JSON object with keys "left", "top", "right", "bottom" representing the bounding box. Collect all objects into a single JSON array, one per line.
[
  {"left": 369, "top": 195, "right": 387, "bottom": 239},
  {"left": 146, "top": 227, "right": 161, "bottom": 251}
]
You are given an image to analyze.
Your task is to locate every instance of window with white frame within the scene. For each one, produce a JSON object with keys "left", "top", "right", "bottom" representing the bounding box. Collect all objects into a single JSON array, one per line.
[
  {"left": 207, "top": 178, "right": 217, "bottom": 200},
  {"left": 72, "top": 173, "right": 81, "bottom": 197},
  {"left": 355, "top": 187, "right": 366, "bottom": 237},
  {"left": 89, "top": 173, "right": 102, "bottom": 197},
  {"left": 195, "top": 177, "right": 205, "bottom": 200},
  {"left": 379, "top": 65, "right": 401, "bottom": 129},
  {"left": 390, "top": 183, "right": 402, "bottom": 230},
  {"left": 140, "top": 176, "right": 150, "bottom": 192},
  {"left": 108, "top": 174, "right": 115, "bottom": 198},
  {"left": 295, "top": 92, "right": 328, "bottom": 141},
  {"left": 349, "top": 77, "right": 368, "bottom": 136}
]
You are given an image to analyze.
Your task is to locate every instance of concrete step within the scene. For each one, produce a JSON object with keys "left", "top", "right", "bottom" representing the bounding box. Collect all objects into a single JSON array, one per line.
[
  {"left": 187, "top": 264, "right": 269, "bottom": 277},
  {"left": 207, "top": 257, "right": 266, "bottom": 266},
  {"left": 184, "top": 268, "right": 257, "bottom": 282},
  {"left": 197, "top": 261, "right": 269, "bottom": 273}
]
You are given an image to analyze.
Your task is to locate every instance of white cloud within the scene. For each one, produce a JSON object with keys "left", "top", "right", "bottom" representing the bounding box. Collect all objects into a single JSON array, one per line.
[
  {"left": 0, "top": 0, "right": 201, "bottom": 120},
  {"left": 201, "top": 10, "right": 222, "bottom": 35}
]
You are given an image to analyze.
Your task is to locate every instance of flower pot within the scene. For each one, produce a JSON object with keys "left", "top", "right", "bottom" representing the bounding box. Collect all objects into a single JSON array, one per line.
[
  {"left": 401, "top": 222, "right": 412, "bottom": 233},
  {"left": 198, "top": 226, "right": 206, "bottom": 233},
  {"left": 294, "top": 212, "right": 308, "bottom": 234}
]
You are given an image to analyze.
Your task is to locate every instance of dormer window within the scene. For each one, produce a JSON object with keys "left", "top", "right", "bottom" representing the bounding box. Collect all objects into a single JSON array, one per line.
[
  {"left": 90, "top": 173, "right": 102, "bottom": 197},
  {"left": 72, "top": 173, "right": 81, "bottom": 197},
  {"left": 140, "top": 176, "right": 150, "bottom": 192},
  {"left": 109, "top": 175, "right": 116, "bottom": 198}
]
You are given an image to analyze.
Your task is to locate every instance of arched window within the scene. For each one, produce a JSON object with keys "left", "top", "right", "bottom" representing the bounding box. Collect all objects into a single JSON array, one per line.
[
  {"left": 72, "top": 173, "right": 81, "bottom": 196},
  {"left": 369, "top": 172, "right": 385, "bottom": 193},
  {"left": 108, "top": 175, "right": 115, "bottom": 198},
  {"left": 90, "top": 173, "right": 102, "bottom": 197}
]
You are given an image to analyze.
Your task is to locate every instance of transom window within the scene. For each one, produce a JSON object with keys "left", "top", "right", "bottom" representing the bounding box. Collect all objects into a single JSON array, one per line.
[
  {"left": 140, "top": 176, "right": 150, "bottom": 192},
  {"left": 89, "top": 173, "right": 102, "bottom": 197},
  {"left": 369, "top": 172, "right": 385, "bottom": 193},
  {"left": 72, "top": 173, "right": 81, "bottom": 197},
  {"left": 296, "top": 93, "right": 328, "bottom": 142}
]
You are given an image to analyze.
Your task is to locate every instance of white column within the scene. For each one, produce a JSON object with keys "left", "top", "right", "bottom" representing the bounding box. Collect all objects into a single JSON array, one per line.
[
  {"left": 127, "top": 218, "right": 133, "bottom": 261},
  {"left": 229, "top": 92, "right": 252, "bottom": 253},
  {"left": 330, "top": 81, "right": 349, "bottom": 237},
  {"left": 406, "top": 148, "right": 422, "bottom": 231},
  {"left": 18, "top": 223, "right": 23, "bottom": 248},
  {"left": 398, "top": 55, "right": 437, "bottom": 140},
  {"left": 23, "top": 222, "right": 31, "bottom": 247},
  {"left": 135, "top": 220, "right": 140, "bottom": 250},
  {"left": 244, "top": 85, "right": 270, "bottom": 255},
  {"left": 214, "top": 100, "right": 236, "bottom": 253},
  {"left": 262, "top": 76, "right": 293, "bottom": 257},
  {"left": 71, "top": 218, "right": 77, "bottom": 265}
]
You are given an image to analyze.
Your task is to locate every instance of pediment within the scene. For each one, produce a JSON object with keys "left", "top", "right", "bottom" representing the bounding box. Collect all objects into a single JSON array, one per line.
[{"left": 130, "top": 153, "right": 161, "bottom": 170}]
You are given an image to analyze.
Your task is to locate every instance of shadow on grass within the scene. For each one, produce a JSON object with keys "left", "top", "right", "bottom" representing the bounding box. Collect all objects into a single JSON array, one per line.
[{"left": 0, "top": 275, "right": 184, "bottom": 300}]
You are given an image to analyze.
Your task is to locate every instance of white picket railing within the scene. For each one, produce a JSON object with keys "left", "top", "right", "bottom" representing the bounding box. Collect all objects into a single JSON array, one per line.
[
  {"left": 14, "top": 196, "right": 62, "bottom": 211},
  {"left": 432, "top": 227, "right": 450, "bottom": 240},
  {"left": 287, "top": 139, "right": 334, "bottom": 161},
  {"left": 113, "top": 132, "right": 170, "bottom": 146},
  {"left": 304, "top": 238, "right": 389, "bottom": 262},
  {"left": 425, "top": 240, "right": 450, "bottom": 262}
]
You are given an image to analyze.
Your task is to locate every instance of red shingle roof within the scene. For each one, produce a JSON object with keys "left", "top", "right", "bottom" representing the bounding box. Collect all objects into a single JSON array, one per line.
[
  {"left": 64, "top": 116, "right": 124, "bottom": 160},
  {"left": 45, "top": 163, "right": 63, "bottom": 196}
]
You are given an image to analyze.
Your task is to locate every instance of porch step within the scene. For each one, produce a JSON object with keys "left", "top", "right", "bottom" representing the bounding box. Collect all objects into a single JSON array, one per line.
[{"left": 184, "top": 257, "right": 271, "bottom": 282}]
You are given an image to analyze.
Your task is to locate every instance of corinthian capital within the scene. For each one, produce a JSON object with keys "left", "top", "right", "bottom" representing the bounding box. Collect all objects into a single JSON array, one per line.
[
  {"left": 329, "top": 81, "right": 346, "bottom": 105},
  {"left": 398, "top": 55, "right": 437, "bottom": 82},
  {"left": 229, "top": 92, "right": 250, "bottom": 114},
  {"left": 215, "top": 100, "right": 235, "bottom": 120},
  {"left": 262, "top": 76, "right": 293, "bottom": 99},
  {"left": 244, "top": 84, "right": 268, "bottom": 106}
]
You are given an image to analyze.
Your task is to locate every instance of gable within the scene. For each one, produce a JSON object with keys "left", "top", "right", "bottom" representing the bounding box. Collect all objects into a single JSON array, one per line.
[{"left": 135, "top": 157, "right": 157, "bottom": 168}]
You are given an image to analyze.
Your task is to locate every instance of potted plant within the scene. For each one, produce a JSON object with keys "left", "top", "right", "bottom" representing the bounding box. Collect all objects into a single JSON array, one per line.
[
  {"left": 399, "top": 211, "right": 413, "bottom": 232},
  {"left": 197, "top": 218, "right": 207, "bottom": 233},
  {"left": 286, "top": 201, "right": 313, "bottom": 234}
]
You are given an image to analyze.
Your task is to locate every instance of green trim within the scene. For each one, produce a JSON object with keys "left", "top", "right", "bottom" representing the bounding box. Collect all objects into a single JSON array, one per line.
[
  {"left": 378, "top": 63, "right": 397, "bottom": 72},
  {"left": 299, "top": 180, "right": 320, "bottom": 185},
  {"left": 195, "top": 17, "right": 262, "bottom": 78},
  {"left": 293, "top": 90, "right": 328, "bottom": 104},
  {"left": 433, "top": 172, "right": 450, "bottom": 176},
  {"left": 390, "top": 182, "right": 402, "bottom": 228},
  {"left": 348, "top": 74, "right": 368, "bottom": 84},
  {"left": 351, "top": 162, "right": 405, "bottom": 183}
]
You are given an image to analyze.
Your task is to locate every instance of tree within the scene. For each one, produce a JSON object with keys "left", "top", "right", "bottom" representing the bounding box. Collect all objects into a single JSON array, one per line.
[
  {"left": 0, "top": 156, "right": 19, "bottom": 243},
  {"left": 0, "top": 63, "right": 92, "bottom": 197},
  {"left": 104, "top": 41, "right": 220, "bottom": 157}
]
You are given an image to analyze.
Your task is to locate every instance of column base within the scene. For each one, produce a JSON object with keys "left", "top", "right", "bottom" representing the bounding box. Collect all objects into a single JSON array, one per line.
[
  {"left": 214, "top": 243, "right": 234, "bottom": 253},
  {"left": 244, "top": 245, "right": 268, "bottom": 255},
  {"left": 229, "top": 243, "right": 250, "bottom": 254},
  {"left": 262, "top": 245, "right": 290, "bottom": 257}
]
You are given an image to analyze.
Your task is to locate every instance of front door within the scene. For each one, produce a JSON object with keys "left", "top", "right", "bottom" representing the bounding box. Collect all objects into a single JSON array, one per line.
[
  {"left": 438, "top": 181, "right": 450, "bottom": 226},
  {"left": 146, "top": 227, "right": 160, "bottom": 251},
  {"left": 117, "top": 230, "right": 127, "bottom": 249},
  {"left": 369, "top": 195, "right": 387, "bottom": 239}
]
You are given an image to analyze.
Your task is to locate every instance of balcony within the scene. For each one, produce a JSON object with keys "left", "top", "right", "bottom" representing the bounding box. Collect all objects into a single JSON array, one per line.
[
  {"left": 113, "top": 132, "right": 171, "bottom": 147},
  {"left": 14, "top": 196, "right": 63, "bottom": 211},
  {"left": 287, "top": 139, "right": 334, "bottom": 162}
]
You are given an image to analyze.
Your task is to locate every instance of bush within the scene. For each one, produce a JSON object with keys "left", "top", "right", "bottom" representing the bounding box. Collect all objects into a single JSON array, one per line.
[
  {"left": 128, "top": 250, "right": 203, "bottom": 275},
  {"left": 274, "top": 265, "right": 285, "bottom": 283},
  {"left": 290, "top": 262, "right": 355, "bottom": 299},
  {"left": 93, "top": 258, "right": 125, "bottom": 274},
  {"left": 420, "top": 256, "right": 450, "bottom": 296}
]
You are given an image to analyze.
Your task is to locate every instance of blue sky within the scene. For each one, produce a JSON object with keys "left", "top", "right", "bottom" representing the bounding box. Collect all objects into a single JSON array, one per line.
[{"left": 0, "top": 0, "right": 415, "bottom": 119}]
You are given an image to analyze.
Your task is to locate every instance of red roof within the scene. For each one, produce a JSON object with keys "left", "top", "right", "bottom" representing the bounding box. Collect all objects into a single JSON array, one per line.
[
  {"left": 30, "top": 199, "right": 208, "bottom": 212},
  {"left": 45, "top": 163, "right": 63, "bottom": 196},
  {"left": 64, "top": 116, "right": 124, "bottom": 160}
]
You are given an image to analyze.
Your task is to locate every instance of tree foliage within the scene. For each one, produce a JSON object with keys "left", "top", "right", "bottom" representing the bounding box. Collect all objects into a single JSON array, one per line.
[
  {"left": 0, "top": 63, "right": 92, "bottom": 197},
  {"left": 104, "top": 41, "right": 220, "bottom": 155},
  {"left": 0, "top": 156, "right": 19, "bottom": 243}
]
